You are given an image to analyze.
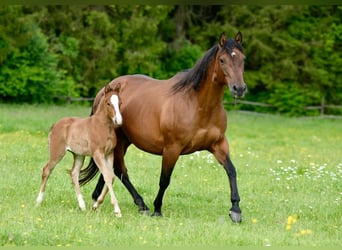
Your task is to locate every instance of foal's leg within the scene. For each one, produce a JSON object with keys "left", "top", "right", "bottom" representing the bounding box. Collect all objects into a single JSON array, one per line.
[
  {"left": 70, "top": 154, "right": 86, "bottom": 211},
  {"left": 36, "top": 140, "right": 66, "bottom": 206},
  {"left": 210, "top": 137, "right": 242, "bottom": 223},
  {"left": 93, "top": 151, "right": 121, "bottom": 217},
  {"left": 92, "top": 141, "right": 149, "bottom": 214},
  {"left": 92, "top": 182, "right": 109, "bottom": 210}
]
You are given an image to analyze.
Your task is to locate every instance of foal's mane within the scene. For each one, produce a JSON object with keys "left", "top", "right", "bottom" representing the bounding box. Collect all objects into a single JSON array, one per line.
[
  {"left": 172, "top": 38, "right": 243, "bottom": 93},
  {"left": 91, "top": 84, "right": 120, "bottom": 116}
]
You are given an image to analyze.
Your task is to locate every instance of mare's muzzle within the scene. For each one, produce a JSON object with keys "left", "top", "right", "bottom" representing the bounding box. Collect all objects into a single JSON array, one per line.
[{"left": 230, "top": 83, "right": 247, "bottom": 98}]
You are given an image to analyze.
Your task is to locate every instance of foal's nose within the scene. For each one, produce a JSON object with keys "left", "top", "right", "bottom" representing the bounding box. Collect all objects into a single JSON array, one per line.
[
  {"left": 114, "top": 114, "right": 123, "bottom": 126},
  {"left": 232, "top": 83, "right": 247, "bottom": 98}
]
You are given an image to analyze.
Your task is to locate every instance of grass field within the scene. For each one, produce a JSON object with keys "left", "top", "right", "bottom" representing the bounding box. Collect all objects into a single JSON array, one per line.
[{"left": 0, "top": 103, "right": 341, "bottom": 246}]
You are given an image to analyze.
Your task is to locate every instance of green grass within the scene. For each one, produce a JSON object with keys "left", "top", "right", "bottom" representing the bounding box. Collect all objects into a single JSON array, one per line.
[{"left": 0, "top": 104, "right": 341, "bottom": 246}]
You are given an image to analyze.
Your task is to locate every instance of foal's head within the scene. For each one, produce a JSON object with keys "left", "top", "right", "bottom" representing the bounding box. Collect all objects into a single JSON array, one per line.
[
  {"left": 217, "top": 32, "right": 247, "bottom": 98},
  {"left": 103, "top": 84, "right": 122, "bottom": 127}
]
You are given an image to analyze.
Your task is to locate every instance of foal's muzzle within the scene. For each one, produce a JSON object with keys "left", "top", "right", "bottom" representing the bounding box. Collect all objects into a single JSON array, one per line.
[{"left": 113, "top": 114, "right": 123, "bottom": 126}]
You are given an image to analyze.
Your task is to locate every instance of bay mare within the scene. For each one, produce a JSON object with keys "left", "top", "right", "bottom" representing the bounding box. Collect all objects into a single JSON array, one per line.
[
  {"left": 36, "top": 84, "right": 123, "bottom": 217},
  {"left": 79, "top": 32, "right": 247, "bottom": 222}
]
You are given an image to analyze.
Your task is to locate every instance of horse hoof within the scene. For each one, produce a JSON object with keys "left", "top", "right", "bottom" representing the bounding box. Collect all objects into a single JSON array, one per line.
[
  {"left": 151, "top": 211, "right": 163, "bottom": 217},
  {"left": 115, "top": 212, "right": 122, "bottom": 218},
  {"left": 229, "top": 210, "right": 242, "bottom": 223},
  {"left": 139, "top": 208, "right": 150, "bottom": 216}
]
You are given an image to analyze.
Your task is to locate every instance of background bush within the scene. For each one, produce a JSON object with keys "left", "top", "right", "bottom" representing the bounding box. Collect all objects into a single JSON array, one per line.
[{"left": 0, "top": 5, "right": 341, "bottom": 115}]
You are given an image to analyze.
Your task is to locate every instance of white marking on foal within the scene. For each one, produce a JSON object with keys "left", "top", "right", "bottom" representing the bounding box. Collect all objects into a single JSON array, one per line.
[
  {"left": 36, "top": 191, "right": 44, "bottom": 205},
  {"left": 77, "top": 193, "right": 86, "bottom": 211},
  {"left": 231, "top": 51, "right": 236, "bottom": 57},
  {"left": 110, "top": 94, "right": 122, "bottom": 125}
]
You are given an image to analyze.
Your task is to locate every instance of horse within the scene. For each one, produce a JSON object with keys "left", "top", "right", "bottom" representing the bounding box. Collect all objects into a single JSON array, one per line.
[
  {"left": 36, "top": 84, "right": 123, "bottom": 217},
  {"left": 79, "top": 32, "right": 247, "bottom": 222}
]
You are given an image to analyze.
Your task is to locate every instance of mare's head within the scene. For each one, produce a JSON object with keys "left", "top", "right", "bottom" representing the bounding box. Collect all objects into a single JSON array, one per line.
[
  {"left": 103, "top": 83, "right": 122, "bottom": 127},
  {"left": 217, "top": 32, "right": 247, "bottom": 98}
]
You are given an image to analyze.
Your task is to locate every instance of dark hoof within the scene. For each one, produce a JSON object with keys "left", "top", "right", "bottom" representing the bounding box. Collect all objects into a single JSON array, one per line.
[
  {"left": 151, "top": 211, "right": 163, "bottom": 217},
  {"left": 229, "top": 210, "right": 242, "bottom": 223},
  {"left": 139, "top": 208, "right": 150, "bottom": 216}
]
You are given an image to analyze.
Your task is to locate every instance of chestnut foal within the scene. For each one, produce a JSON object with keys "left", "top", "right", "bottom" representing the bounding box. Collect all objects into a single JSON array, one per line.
[{"left": 36, "top": 84, "right": 122, "bottom": 217}]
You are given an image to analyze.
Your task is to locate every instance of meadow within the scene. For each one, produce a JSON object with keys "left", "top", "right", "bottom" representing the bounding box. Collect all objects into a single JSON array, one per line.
[{"left": 0, "top": 103, "right": 341, "bottom": 247}]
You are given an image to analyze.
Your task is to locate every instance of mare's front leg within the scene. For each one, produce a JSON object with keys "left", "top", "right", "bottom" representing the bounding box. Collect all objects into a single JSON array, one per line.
[{"left": 210, "top": 137, "right": 242, "bottom": 223}]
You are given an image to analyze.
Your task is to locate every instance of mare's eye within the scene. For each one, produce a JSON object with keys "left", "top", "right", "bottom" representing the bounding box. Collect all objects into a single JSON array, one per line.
[{"left": 220, "top": 58, "right": 224, "bottom": 64}]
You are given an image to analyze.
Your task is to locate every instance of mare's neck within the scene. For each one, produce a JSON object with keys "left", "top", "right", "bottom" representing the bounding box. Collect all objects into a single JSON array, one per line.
[{"left": 196, "top": 60, "right": 226, "bottom": 111}]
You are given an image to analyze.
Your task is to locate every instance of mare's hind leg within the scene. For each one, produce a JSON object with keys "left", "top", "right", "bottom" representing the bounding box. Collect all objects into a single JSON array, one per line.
[
  {"left": 210, "top": 137, "right": 242, "bottom": 223},
  {"left": 152, "top": 146, "right": 180, "bottom": 217},
  {"left": 70, "top": 154, "right": 86, "bottom": 211},
  {"left": 36, "top": 141, "right": 66, "bottom": 206},
  {"left": 113, "top": 144, "right": 149, "bottom": 214},
  {"left": 93, "top": 151, "right": 121, "bottom": 217}
]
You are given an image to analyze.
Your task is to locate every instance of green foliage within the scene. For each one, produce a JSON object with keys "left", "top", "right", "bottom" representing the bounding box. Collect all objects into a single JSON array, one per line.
[
  {"left": 0, "top": 6, "right": 75, "bottom": 103},
  {"left": 161, "top": 39, "right": 203, "bottom": 78},
  {"left": 0, "top": 5, "right": 341, "bottom": 115},
  {"left": 220, "top": 5, "right": 342, "bottom": 116},
  {"left": 115, "top": 6, "right": 171, "bottom": 79},
  {"left": 268, "top": 83, "right": 320, "bottom": 116}
]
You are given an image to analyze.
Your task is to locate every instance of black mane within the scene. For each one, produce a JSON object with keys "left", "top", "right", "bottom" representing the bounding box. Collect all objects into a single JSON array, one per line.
[{"left": 172, "top": 38, "right": 243, "bottom": 93}]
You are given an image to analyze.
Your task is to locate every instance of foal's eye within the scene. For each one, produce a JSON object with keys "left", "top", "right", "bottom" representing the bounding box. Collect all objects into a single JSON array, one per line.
[{"left": 219, "top": 58, "right": 225, "bottom": 64}]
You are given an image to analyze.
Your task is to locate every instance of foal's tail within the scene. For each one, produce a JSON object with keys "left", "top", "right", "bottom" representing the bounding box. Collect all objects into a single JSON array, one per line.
[{"left": 79, "top": 158, "right": 100, "bottom": 186}]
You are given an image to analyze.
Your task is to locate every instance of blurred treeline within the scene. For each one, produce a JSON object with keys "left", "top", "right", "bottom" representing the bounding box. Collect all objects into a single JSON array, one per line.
[{"left": 0, "top": 5, "right": 341, "bottom": 115}]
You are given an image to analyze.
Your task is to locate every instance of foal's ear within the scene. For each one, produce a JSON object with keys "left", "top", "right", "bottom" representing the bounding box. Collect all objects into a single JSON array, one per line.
[
  {"left": 219, "top": 32, "right": 226, "bottom": 47},
  {"left": 104, "top": 84, "right": 113, "bottom": 94},
  {"left": 235, "top": 31, "right": 243, "bottom": 44},
  {"left": 114, "top": 83, "right": 121, "bottom": 93}
]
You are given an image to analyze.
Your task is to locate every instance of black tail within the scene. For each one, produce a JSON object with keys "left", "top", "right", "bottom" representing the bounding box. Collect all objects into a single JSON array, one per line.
[{"left": 79, "top": 158, "right": 100, "bottom": 186}]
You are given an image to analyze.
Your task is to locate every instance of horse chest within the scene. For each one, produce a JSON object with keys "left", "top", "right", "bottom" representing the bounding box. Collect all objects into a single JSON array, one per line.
[
  {"left": 103, "top": 136, "right": 116, "bottom": 154},
  {"left": 182, "top": 126, "right": 222, "bottom": 153},
  {"left": 92, "top": 127, "right": 116, "bottom": 154}
]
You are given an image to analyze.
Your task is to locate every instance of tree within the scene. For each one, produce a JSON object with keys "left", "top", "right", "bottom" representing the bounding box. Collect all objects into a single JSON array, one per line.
[
  {"left": 0, "top": 6, "right": 74, "bottom": 103},
  {"left": 0, "top": 5, "right": 340, "bottom": 115}
]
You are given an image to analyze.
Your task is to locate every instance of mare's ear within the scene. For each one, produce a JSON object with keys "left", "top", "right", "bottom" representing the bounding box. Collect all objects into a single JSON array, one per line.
[
  {"left": 114, "top": 82, "right": 121, "bottom": 93},
  {"left": 219, "top": 32, "right": 226, "bottom": 47},
  {"left": 235, "top": 31, "right": 243, "bottom": 44},
  {"left": 104, "top": 84, "right": 112, "bottom": 94}
]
